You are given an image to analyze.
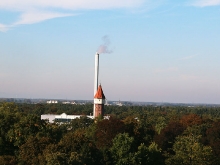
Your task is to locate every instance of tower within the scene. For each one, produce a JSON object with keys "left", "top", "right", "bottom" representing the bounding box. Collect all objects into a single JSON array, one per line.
[{"left": 94, "top": 84, "right": 105, "bottom": 118}]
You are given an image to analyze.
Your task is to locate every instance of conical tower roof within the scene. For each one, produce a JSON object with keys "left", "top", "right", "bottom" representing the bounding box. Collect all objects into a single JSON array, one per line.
[{"left": 94, "top": 84, "right": 105, "bottom": 99}]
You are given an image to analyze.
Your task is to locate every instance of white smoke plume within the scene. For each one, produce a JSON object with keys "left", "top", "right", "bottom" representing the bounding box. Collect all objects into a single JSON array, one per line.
[{"left": 97, "top": 35, "right": 113, "bottom": 54}]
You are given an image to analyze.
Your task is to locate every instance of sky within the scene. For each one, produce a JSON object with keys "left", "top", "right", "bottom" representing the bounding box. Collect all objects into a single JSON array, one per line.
[{"left": 0, "top": 0, "right": 220, "bottom": 104}]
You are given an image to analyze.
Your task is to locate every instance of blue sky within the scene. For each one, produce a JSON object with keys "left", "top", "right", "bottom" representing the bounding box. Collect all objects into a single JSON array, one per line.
[{"left": 0, "top": 0, "right": 220, "bottom": 104}]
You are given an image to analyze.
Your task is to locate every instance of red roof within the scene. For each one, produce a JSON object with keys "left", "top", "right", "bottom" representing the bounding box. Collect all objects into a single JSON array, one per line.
[{"left": 94, "top": 85, "right": 106, "bottom": 99}]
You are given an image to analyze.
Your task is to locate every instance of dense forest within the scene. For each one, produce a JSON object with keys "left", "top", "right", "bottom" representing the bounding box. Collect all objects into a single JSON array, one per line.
[{"left": 0, "top": 102, "right": 220, "bottom": 164}]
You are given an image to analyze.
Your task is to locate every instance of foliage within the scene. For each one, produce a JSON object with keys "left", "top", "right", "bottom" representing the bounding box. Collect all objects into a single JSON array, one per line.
[
  {"left": 95, "top": 116, "right": 125, "bottom": 150},
  {"left": 0, "top": 102, "right": 220, "bottom": 164},
  {"left": 134, "top": 142, "right": 163, "bottom": 165},
  {"left": 180, "top": 114, "right": 203, "bottom": 127},
  {"left": 155, "top": 121, "right": 185, "bottom": 153},
  {"left": 166, "top": 134, "right": 215, "bottom": 165},
  {"left": 110, "top": 133, "right": 135, "bottom": 165},
  {"left": 205, "top": 121, "right": 220, "bottom": 163}
]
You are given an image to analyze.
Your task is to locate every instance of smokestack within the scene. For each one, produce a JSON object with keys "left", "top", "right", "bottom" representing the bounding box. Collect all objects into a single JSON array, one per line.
[
  {"left": 94, "top": 52, "right": 99, "bottom": 95},
  {"left": 94, "top": 52, "right": 99, "bottom": 116}
]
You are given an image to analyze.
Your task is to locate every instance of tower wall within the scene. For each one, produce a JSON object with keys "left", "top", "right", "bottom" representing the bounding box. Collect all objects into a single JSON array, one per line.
[{"left": 94, "top": 104, "right": 104, "bottom": 118}]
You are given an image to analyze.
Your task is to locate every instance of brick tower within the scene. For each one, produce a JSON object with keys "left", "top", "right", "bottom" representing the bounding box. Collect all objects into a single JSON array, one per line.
[{"left": 94, "top": 84, "right": 105, "bottom": 118}]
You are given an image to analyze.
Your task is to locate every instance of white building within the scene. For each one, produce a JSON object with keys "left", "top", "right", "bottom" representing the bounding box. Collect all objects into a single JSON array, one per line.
[
  {"left": 41, "top": 113, "right": 94, "bottom": 123},
  {"left": 46, "top": 100, "right": 58, "bottom": 104},
  {"left": 41, "top": 113, "right": 109, "bottom": 123},
  {"left": 40, "top": 114, "right": 56, "bottom": 123}
]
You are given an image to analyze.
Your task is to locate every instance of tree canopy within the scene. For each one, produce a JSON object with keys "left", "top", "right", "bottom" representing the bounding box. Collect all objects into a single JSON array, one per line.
[{"left": 0, "top": 102, "right": 220, "bottom": 164}]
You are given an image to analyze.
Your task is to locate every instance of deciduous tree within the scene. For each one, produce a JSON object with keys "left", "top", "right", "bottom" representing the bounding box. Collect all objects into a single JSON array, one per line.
[
  {"left": 95, "top": 116, "right": 125, "bottom": 149},
  {"left": 166, "top": 134, "right": 215, "bottom": 165},
  {"left": 110, "top": 133, "right": 135, "bottom": 165}
]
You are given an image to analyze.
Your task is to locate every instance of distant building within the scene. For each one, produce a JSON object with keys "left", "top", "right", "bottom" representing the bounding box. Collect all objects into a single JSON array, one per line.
[
  {"left": 41, "top": 113, "right": 94, "bottom": 123},
  {"left": 116, "top": 100, "right": 123, "bottom": 106},
  {"left": 41, "top": 114, "right": 56, "bottom": 123},
  {"left": 47, "top": 100, "right": 58, "bottom": 104},
  {"left": 62, "top": 101, "right": 71, "bottom": 104},
  {"left": 41, "top": 113, "right": 110, "bottom": 123}
]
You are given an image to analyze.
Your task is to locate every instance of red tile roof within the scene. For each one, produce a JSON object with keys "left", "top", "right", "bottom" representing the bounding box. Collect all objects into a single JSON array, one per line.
[{"left": 94, "top": 84, "right": 106, "bottom": 99}]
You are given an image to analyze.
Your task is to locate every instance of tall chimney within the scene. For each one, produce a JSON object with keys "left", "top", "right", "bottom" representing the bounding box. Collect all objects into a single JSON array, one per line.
[
  {"left": 94, "top": 52, "right": 99, "bottom": 95},
  {"left": 94, "top": 52, "right": 99, "bottom": 116}
]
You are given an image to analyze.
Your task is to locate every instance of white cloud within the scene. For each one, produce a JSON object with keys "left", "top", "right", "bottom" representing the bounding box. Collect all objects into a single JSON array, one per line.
[
  {"left": 0, "top": 0, "right": 146, "bottom": 31},
  {"left": 0, "top": 23, "right": 9, "bottom": 32},
  {"left": 0, "top": 10, "right": 74, "bottom": 31},
  {"left": 191, "top": 0, "right": 220, "bottom": 7},
  {"left": 0, "top": 0, "right": 144, "bottom": 10},
  {"left": 13, "top": 10, "right": 74, "bottom": 25}
]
